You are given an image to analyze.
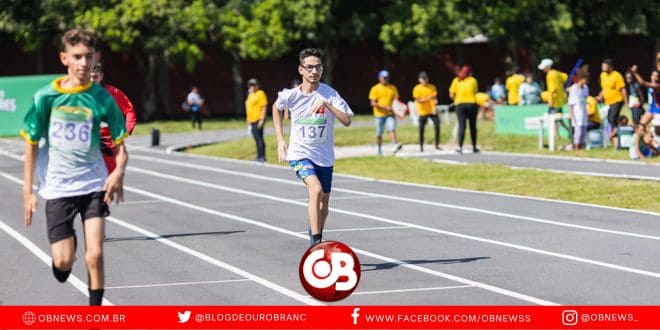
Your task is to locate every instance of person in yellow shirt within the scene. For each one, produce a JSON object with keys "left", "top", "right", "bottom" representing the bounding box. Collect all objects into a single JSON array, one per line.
[
  {"left": 449, "top": 65, "right": 479, "bottom": 153},
  {"left": 412, "top": 71, "right": 439, "bottom": 152},
  {"left": 245, "top": 78, "right": 268, "bottom": 162},
  {"left": 596, "top": 58, "right": 627, "bottom": 147},
  {"left": 369, "top": 70, "right": 402, "bottom": 155},
  {"left": 586, "top": 95, "right": 602, "bottom": 131},
  {"left": 505, "top": 68, "right": 525, "bottom": 105},
  {"left": 538, "top": 58, "right": 571, "bottom": 143}
]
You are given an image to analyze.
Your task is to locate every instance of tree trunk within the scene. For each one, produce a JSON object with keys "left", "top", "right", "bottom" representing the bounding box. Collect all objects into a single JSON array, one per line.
[
  {"left": 136, "top": 54, "right": 158, "bottom": 121},
  {"left": 230, "top": 52, "right": 244, "bottom": 116}
]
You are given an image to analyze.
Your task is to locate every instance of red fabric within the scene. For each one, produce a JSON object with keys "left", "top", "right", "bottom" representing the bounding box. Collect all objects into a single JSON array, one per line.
[{"left": 99, "top": 84, "right": 135, "bottom": 172}]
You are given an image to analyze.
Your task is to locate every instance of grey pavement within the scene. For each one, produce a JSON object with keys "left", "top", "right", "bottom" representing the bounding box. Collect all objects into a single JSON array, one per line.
[{"left": 1, "top": 139, "right": 659, "bottom": 306}]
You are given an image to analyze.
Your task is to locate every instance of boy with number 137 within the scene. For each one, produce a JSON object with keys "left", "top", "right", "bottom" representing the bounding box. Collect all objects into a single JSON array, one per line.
[{"left": 272, "top": 48, "right": 353, "bottom": 247}]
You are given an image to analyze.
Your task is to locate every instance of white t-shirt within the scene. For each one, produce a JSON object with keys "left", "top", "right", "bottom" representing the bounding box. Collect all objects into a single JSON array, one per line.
[
  {"left": 568, "top": 84, "right": 589, "bottom": 127},
  {"left": 275, "top": 83, "right": 353, "bottom": 167}
]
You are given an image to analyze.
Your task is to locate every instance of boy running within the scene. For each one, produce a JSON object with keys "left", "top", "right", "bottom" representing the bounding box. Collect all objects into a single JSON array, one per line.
[
  {"left": 21, "top": 28, "right": 128, "bottom": 306},
  {"left": 91, "top": 63, "right": 136, "bottom": 173},
  {"left": 272, "top": 48, "right": 353, "bottom": 246}
]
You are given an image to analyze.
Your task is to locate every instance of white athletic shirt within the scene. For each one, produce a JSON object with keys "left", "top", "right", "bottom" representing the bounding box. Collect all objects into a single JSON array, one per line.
[{"left": 275, "top": 83, "right": 353, "bottom": 167}]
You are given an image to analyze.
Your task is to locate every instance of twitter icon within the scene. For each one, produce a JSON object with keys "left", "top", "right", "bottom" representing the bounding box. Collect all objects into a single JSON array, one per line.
[{"left": 178, "top": 310, "right": 191, "bottom": 324}]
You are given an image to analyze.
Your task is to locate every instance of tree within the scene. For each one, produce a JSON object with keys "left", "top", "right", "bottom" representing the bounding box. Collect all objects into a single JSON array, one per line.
[
  {"left": 209, "top": 0, "right": 292, "bottom": 115},
  {"left": 77, "top": 0, "right": 210, "bottom": 120},
  {"left": 0, "top": 0, "right": 90, "bottom": 72}
]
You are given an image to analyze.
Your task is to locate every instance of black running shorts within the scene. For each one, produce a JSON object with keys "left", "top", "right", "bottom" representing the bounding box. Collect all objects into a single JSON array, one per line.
[{"left": 45, "top": 191, "right": 109, "bottom": 244}]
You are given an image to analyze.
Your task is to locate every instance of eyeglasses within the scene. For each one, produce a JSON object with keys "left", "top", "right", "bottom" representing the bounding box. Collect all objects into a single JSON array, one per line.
[{"left": 300, "top": 64, "right": 323, "bottom": 72}]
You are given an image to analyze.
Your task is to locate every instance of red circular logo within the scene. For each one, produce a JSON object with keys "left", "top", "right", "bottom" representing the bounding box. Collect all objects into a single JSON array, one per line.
[{"left": 299, "top": 241, "right": 361, "bottom": 302}]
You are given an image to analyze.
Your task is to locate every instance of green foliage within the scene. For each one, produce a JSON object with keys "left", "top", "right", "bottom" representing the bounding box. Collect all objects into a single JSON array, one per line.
[
  {"left": 76, "top": 0, "right": 209, "bottom": 71},
  {"left": 212, "top": 0, "right": 291, "bottom": 60}
]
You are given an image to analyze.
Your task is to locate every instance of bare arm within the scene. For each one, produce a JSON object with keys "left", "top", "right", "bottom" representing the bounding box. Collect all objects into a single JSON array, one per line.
[
  {"left": 23, "top": 143, "right": 38, "bottom": 227},
  {"left": 370, "top": 99, "right": 392, "bottom": 112},
  {"left": 272, "top": 103, "right": 287, "bottom": 162},
  {"left": 631, "top": 65, "right": 660, "bottom": 90},
  {"left": 104, "top": 143, "right": 128, "bottom": 204}
]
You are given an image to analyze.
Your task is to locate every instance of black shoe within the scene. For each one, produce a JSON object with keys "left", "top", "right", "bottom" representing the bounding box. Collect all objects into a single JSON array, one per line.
[
  {"left": 473, "top": 148, "right": 480, "bottom": 153},
  {"left": 435, "top": 145, "right": 442, "bottom": 150},
  {"left": 311, "top": 234, "right": 322, "bottom": 246},
  {"left": 455, "top": 148, "right": 463, "bottom": 154}
]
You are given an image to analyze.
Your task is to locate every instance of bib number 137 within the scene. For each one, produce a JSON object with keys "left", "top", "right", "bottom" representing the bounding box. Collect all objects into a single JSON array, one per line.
[{"left": 298, "top": 125, "right": 326, "bottom": 144}]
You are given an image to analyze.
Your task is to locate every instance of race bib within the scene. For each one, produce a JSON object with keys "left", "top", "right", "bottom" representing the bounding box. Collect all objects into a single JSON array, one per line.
[
  {"left": 49, "top": 106, "right": 93, "bottom": 151},
  {"left": 296, "top": 117, "right": 327, "bottom": 144}
]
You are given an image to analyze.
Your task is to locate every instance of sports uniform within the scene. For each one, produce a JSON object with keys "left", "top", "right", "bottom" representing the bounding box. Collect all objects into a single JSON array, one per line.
[
  {"left": 275, "top": 83, "right": 353, "bottom": 193},
  {"left": 22, "top": 77, "right": 127, "bottom": 243}
]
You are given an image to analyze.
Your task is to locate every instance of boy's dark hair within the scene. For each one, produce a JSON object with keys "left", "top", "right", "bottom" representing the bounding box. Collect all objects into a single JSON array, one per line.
[
  {"left": 61, "top": 28, "right": 97, "bottom": 51},
  {"left": 576, "top": 71, "right": 589, "bottom": 80},
  {"left": 618, "top": 115, "right": 629, "bottom": 125},
  {"left": 299, "top": 48, "right": 322, "bottom": 65},
  {"left": 602, "top": 58, "right": 613, "bottom": 66}
]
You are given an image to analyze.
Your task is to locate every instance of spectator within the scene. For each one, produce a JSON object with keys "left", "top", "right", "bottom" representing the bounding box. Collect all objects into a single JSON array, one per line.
[
  {"left": 538, "top": 58, "right": 571, "bottom": 143},
  {"left": 187, "top": 86, "right": 204, "bottom": 130},
  {"left": 586, "top": 95, "right": 601, "bottom": 131},
  {"left": 612, "top": 116, "right": 634, "bottom": 149},
  {"left": 596, "top": 59, "right": 627, "bottom": 148},
  {"left": 449, "top": 65, "right": 479, "bottom": 153},
  {"left": 245, "top": 78, "right": 268, "bottom": 162},
  {"left": 630, "top": 66, "right": 660, "bottom": 128},
  {"left": 412, "top": 71, "right": 440, "bottom": 152},
  {"left": 476, "top": 92, "right": 494, "bottom": 121},
  {"left": 568, "top": 72, "right": 589, "bottom": 151},
  {"left": 629, "top": 124, "right": 659, "bottom": 160},
  {"left": 625, "top": 71, "right": 645, "bottom": 128},
  {"left": 505, "top": 68, "right": 525, "bottom": 105},
  {"left": 518, "top": 74, "right": 542, "bottom": 105},
  {"left": 369, "top": 70, "right": 402, "bottom": 155},
  {"left": 489, "top": 77, "right": 506, "bottom": 104}
]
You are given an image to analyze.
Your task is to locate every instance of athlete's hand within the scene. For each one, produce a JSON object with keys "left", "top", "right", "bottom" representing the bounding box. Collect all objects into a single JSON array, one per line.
[
  {"left": 23, "top": 190, "right": 37, "bottom": 228},
  {"left": 306, "top": 98, "right": 328, "bottom": 116},
  {"left": 630, "top": 65, "right": 638, "bottom": 73},
  {"left": 103, "top": 170, "right": 124, "bottom": 205},
  {"left": 277, "top": 140, "right": 288, "bottom": 163}
]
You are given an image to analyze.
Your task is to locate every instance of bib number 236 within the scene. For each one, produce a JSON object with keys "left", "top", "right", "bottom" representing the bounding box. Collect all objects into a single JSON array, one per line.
[{"left": 50, "top": 119, "right": 92, "bottom": 150}]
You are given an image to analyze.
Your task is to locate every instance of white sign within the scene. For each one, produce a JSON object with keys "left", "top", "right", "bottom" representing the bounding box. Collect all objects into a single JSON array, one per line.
[{"left": 0, "top": 90, "right": 17, "bottom": 112}]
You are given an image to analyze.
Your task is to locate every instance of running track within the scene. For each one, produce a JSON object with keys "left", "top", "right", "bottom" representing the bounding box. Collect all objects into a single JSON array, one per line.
[{"left": 1, "top": 138, "right": 659, "bottom": 306}]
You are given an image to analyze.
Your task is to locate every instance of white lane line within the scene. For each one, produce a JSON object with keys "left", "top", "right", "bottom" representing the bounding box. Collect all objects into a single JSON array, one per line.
[
  {"left": 106, "top": 279, "right": 251, "bottom": 290},
  {"left": 121, "top": 167, "right": 660, "bottom": 281},
  {"left": 0, "top": 170, "right": 320, "bottom": 306},
  {"left": 352, "top": 285, "right": 474, "bottom": 296},
  {"left": 120, "top": 199, "right": 165, "bottom": 205},
  {"left": 114, "top": 185, "right": 559, "bottom": 305},
  {"left": 126, "top": 154, "right": 660, "bottom": 238},
  {"left": 105, "top": 216, "right": 323, "bottom": 306},
  {"left": 128, "top": 151, "right": 660, "bottom": 217},
  {"left": 431, "top": 159, "right": 469, "bottom": 166},
  {"left": 298, "top": 226, "right": 411, "bottom": 234},
  {"left": 0, "top": 219, "right": 113, "bottom": 306}
]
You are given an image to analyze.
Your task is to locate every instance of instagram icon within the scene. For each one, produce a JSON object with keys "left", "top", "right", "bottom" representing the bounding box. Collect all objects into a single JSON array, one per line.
[{"left": 562, "top": 310, "right": 578, "bottom": 326}]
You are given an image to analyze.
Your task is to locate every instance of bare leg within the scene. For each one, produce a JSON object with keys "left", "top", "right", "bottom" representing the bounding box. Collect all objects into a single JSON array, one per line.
[
  {"left": 303, "top": 176, "right": 323, "bottom": 235},
  {"left": 83, "top": 217, "right": 105, "bottom": 290},
  {"left": 51, "top": 236, "right": 76, "bottom": 273}
]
